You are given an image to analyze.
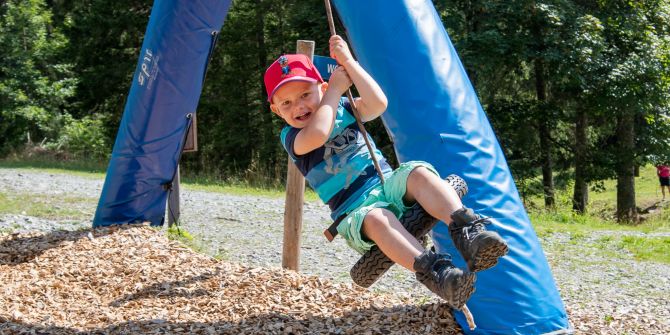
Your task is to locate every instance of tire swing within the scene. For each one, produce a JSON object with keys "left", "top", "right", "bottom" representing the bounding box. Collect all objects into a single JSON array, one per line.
[{"left": 349, "top": 174, "right": 467, "bottom": 288}]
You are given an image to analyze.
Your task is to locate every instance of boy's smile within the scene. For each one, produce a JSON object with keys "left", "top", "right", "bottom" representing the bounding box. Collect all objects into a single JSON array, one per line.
[{"left": 271, "top": 80, "right": 328, "bottom": 128}]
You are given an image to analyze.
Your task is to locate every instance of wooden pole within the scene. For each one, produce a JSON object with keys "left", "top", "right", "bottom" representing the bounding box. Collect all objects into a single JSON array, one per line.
[
  {"left": 281, "top": 40, "right": 314, "bottom": 271},
  {"left": 168, "top": 165, "right": 181, "bottom": 227}
]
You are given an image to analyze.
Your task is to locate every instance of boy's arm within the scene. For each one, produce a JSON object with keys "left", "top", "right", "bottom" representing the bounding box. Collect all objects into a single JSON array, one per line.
[
  {"left": 330, "top": 35, "right": 388, "bottom": 122},
  {"left": 293, "top": 67, "right": 352, "bottom": 156}
]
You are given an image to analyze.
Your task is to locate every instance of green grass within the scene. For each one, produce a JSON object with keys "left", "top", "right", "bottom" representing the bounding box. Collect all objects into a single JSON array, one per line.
[
  {"left": 528, "top": 165, "right": 669, "bottom": 229},
  {"left": 165, "top": 225, "right": 195, "bottom": 244},
  {"left": 618, "top": 236, "right": 670, "bottom": 263},
  {"left": 0, "top": 192, "right": 95, "bottom": 220},
  {"left": 530, "top": 209, "right": 669, "bottom": 236},
  {"left": 523, "top": 165, "right": 670, "bottom": 264},
  {"left": 576, "top": 165, "right": 665, "bottom": 215},
  {"left": 181, "top": 177, "right": 318, "bottom": 201},
  {"left": 0, "top": 157, "right": 106, "bottom": 179},
  {"left": 0, "top": 157, "right": 319, "bottom": 201},
  {"left": 529, "top": 204, "right": 670, "bottom": 264},
  {"left": 529, "top": 203, "right": 670, "bottom": 264}
]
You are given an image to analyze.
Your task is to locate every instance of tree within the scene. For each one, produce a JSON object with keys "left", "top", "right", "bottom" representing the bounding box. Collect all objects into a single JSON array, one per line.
[
  {"left": 61, "top": 0, "right": 151, "bottom": 138},
  {"left": 595, "top": 0, "right": 670, "bottom": 222},
  {"left": 0, "top": 0, "right": 76, "bottom": 154},
  {"left": 436, "top": 0, "right": 576, "bottom": 208}
]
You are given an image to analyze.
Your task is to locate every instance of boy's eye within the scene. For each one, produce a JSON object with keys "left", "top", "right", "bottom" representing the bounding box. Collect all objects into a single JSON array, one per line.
[{"left": 302, "top": 92, "right": 310, "bottom": 98}]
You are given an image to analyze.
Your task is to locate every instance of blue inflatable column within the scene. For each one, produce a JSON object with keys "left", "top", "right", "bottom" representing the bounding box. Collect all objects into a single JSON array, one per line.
[
  {"left": 93, "top": 0, "right": 232, "bottom": 227},
  {"left": 332, "top": 0, "right": 572, "bottom": 334}
]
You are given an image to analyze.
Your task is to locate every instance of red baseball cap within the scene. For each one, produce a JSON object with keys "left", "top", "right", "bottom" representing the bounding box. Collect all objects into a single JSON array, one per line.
[{"left": 264, "top": 54, "right": 324, "bottom": 102}]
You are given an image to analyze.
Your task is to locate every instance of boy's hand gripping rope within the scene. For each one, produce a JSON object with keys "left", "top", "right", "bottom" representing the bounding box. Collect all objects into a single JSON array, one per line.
[{"left": 323, "top": 0, "right": 385, "bottom": 185}]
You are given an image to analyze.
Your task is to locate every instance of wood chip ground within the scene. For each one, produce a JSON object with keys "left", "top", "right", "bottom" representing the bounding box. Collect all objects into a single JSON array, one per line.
[{"left": 0, "top": 226, "right": 461, "bottom": 334}]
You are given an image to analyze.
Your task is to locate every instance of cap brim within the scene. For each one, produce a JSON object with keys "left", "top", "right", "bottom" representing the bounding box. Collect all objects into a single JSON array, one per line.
[{"left": 268, "top": 76, "right": 318, "bottom": 102}]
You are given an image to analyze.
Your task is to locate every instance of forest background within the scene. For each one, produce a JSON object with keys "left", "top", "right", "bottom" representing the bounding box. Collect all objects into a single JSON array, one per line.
[{"left": 1, "top": 0, "right": 669, "bottom": 223}]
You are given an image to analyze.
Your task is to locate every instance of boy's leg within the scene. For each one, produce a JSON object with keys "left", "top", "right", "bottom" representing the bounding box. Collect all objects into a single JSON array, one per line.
[
  {"left": 405, "top": 166, "right": 508, "bottom": 272},
  {"left": 361, "top": 208, "right": 475, "bottom": 308},
  {"left": 404, "top": 167, "right": 463, "bottom": 223},
  {"left": 361, "top": 208, "right": 422, "bottom": 270}
]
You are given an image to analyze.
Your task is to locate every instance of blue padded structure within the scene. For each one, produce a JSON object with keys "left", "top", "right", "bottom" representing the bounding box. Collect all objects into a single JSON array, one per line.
[
  {"left": 332, "top": 0, "right": 572, "bottom": 334},
  {"left": 93, "top": 0, "right": 232, "bottom": 227}
]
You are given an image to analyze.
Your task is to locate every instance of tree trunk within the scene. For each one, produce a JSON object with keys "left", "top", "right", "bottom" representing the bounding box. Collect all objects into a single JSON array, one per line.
[
  {"left": 615, "top": 113, "right": 638, "bottom": 223},
  {"left": 535, "top": 57, "right": 555, "bottom": 208},
  {"left": 573, "top": 108, "right": 588, "bottom": 213}
]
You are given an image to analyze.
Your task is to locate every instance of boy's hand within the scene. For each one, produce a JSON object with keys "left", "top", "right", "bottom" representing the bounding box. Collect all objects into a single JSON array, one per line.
[
  {"left": 330, "top": 35, "right": 354, "bottom": 65},
  {"left": 328, "top": 66, "right": 352, "bottom": 95}
]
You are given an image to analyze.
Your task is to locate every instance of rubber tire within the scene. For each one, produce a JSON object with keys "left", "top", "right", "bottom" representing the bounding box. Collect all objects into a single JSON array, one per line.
[{"left": 349, "top": 174, "right": 468, "bottom": 288}]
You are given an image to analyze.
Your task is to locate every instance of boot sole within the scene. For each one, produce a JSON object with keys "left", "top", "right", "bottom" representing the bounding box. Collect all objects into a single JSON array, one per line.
[
  {"left": 470, "top": 238, "right": 509, "bottom": 272},
  {"left": 449, "top": 272, "right": 476, "bottom": 309}
]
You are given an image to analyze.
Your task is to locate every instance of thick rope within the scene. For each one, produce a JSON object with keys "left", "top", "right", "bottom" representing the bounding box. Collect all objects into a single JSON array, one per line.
[{"left": 323, "top": 0, "right": 385, "bottom": 184}]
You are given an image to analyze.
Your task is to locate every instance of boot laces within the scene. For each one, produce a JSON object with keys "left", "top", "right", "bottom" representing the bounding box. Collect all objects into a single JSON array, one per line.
[
  {"left": 461, "top": 216, "right": 491, "bottom": 241},
  {"left": 431, "top": 253, "right": 454, "bottom": 275}
]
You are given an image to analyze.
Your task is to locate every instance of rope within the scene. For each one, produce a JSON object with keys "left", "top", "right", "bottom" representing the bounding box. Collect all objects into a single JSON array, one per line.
[{"left": 323, "top": 0, "right": 385, "bottom": 184}]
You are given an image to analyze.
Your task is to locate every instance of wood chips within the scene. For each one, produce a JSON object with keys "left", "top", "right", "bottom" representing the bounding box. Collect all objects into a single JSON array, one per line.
[{"left": 0, "top": 225, "right": 461, "bottom": 334}]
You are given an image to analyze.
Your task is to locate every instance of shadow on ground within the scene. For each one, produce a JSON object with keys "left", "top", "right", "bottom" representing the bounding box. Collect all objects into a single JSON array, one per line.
[{"left": 0, "top": 301, "right": 459, "bottom": 335}]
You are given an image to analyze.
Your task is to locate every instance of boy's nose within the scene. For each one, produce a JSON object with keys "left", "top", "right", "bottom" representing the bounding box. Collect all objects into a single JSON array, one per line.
[{"left": 294, "top": 101, "right": 306, "bottom": 113}]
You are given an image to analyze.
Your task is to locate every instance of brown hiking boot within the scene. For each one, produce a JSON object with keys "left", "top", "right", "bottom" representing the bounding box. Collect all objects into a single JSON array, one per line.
[
  {"left": 413, "top": 249, "right": 475, "bottom": 309},
  {"left": 450, "top": 207, "right": 509, "bottom": 272}
]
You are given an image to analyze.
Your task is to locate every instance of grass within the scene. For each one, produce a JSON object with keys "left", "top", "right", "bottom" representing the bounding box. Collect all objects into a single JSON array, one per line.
[
  {"left": 0, "top": 157, "right": 106, "bottom": 179},
  {"left": 164, "top": 225, "right": 196, "bottom": 246},
  {"left": 0, "top": 192, "right": 95, "bottom": 220},
  {"left": 527, "top": 165, "right": 670, "bottom": 264},
  {"left": 618, "top": 236, "right": 670, "bottom": 263},
  {"left": 0, "top": 157, "right": 319, "bottom": 201},
  {"left": 181, "top": 176, "right": 318, "bottom": 201},
  {"left": 528, "top": 165, "right": 670, "bottom": 230},
  {"left": 164, "top": 225, "right": 211, "bottom": 257}
]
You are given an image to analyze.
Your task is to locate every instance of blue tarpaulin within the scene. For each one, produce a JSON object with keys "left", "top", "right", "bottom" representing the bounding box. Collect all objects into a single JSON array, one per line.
[
  {"left": 313, "top": 55, "right": 338, "bottom": 80},
  {"left": 93, "top": 0, "right": 232, "bottom": 227},
  {"left": 332, "top": 0, "right": 572, "bottom": 334}
]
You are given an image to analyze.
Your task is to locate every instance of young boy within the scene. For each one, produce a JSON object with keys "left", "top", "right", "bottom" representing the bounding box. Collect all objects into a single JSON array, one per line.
[{"left": 264, "top": 35, "right": 508, "bottom": 309}]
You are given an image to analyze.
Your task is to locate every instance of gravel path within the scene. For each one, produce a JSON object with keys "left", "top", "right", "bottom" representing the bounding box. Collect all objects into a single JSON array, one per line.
[{"left": 1, "top": 168, "right": 668, "bottom": 334}]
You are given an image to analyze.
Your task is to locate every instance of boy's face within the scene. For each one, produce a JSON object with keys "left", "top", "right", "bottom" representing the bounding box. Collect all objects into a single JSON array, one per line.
[{"left": 270, "top": 80, "right": 328, "bottom": 129}]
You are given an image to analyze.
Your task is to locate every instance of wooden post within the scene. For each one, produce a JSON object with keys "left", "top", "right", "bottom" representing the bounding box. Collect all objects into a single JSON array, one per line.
[
  {"left": 168, "top": 165, "right": 181, "bottom": 227},
  {"left": 282, "top": 40, "right": 314, "bottom": 271},
  {"left": 167, "top": 114, "right": 196, "bottom": 227}
]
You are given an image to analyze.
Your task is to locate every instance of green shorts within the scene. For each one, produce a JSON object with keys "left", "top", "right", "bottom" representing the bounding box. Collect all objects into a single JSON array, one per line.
[{"left": 336, "top": 161, "right": 439, "bottom": 254}]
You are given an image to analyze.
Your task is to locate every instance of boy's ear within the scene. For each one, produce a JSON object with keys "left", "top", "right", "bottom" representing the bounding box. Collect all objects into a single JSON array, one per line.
[
  {"left": 270, "top": 104, "right": 281, "bottom": 116},
  {"left": 320, "top": 82, "right": 329, "bottom": 94}
]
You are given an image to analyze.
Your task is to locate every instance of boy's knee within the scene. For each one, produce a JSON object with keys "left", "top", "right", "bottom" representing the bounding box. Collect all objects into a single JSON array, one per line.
[
  {"left": 406, "top": 167, "right": 434, "bottom": 196},
  {"left": 363, "top": 208, "right": 395, "bottom": 231},
  {"left": 408, "top": 166, "right": 433, "bottom": 181}
]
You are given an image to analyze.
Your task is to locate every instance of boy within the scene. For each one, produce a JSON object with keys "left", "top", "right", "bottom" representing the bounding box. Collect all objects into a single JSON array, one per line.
[{"left": 264, "top": 35, "right": 508, "bottom": 308}]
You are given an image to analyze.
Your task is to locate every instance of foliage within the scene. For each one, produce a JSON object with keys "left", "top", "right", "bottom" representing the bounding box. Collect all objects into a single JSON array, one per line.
[
  {"left": 0, "top": 0, "right": 669, "bottom": 216},
  {"left": 0, "top": 0, "right": 77, "bottom": 154},
  {"left": 49, "top": 115, "right": 110, "bottom": 159}
]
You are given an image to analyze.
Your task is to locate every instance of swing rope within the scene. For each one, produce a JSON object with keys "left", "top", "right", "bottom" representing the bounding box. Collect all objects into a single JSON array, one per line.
[{"left": 323, "top": 0, "right": 385, "bottom": 185}]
